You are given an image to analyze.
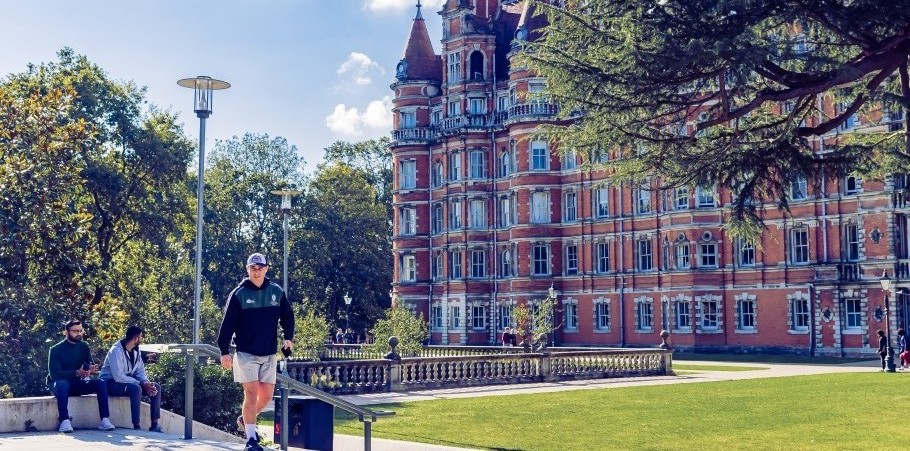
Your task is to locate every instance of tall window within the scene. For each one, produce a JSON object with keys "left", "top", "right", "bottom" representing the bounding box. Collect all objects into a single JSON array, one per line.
[
  {"left": 843, "top": 223, "right": 859, "bottom": 261},
  {"left": 532, "top": 243, "right": 550, "bottom": 276},
  {"left": 447, "top": 52, "right": 461, "bottom": 82},
  {"left": 469, "top": 199, "right": 486, "bottom": 229},
  {"left": 500, "top": 250, "right": 512, "bottom": 277},
  {"left": 432, "top": 252, "right": 443, "bottom": 280},
  {"left": 675, "top": 301, "right": 690, "bottom": 329},
  {"left": 738, "top": 299, "right": 755, "bottom": 330},
  {"left": 565, "top": 244, "right": 578, "bottom": 275},
  {"left": 791, "top": 175, "right": 807, "bottom": 201},
  {"left": 451, "top": 250, "right": 462, "bottom": 278},
  {"left": 498, "top": 305, "right": 512, "bottom": 329},
  {"left": 432, "top": 161, "right": 444, "bottom": 187},
  {"left": 400, "top": 160, "right": 416, "bottom": 189},
  {"left": 400, "top": 207, "right": 416, "bottom": 235},
  {"left": 451, "top": 306, "right": 461, "bottom": 328},
  {"left": 562, "top": 149, "right": 577, "bottom": 170},
  {"left": 432, "top": 203, "right": 443, "bottom": 234},
  {"left": 791, "top": 298, "right": 810, "bottom": 331},
  {"left": 696, "top": 185, "right": 715, "bottom": 207},
  {"left": 400, "top": 111, "right": 416, "bottom": 129},
  {"left": 471, "top": 249, "right": 486, "bottom": 278},
  {"left": 564, "top": 304, "right": 578, "bottom": 330},
  {"left": 472, "top": 305, "right": 485, "bottom": 329},
  {"left": 638, "top": 238, "right": 653, "bottom": 271},
  {"left": 595, "top": 303, "right": 611, "bottom": 330},
  {"left": 700, "top": 241, "right": 717, "bottom": 268},
  {"left": 431, "top": 108, "right": 442, "bottom": 126},
  {"left": 738, "top": 239, "right": 756, "bottom": 266},
  {"left": 844, "top": 176, "right": 860, "bottom": 195},
  {"left": 449, "top": 200, "right": 462, "bottom": 230},
  {"left": 531, "top": 191, "right": 550, "bottom": 223},
  {"left": 431, "top": 305, "right": 443, "bottom": 329},
  {"left": 637, "top": 183, "right": 652, "bottom": 214},
  {"left": 637, "top": 301, "right": 653, "bottom": 331},
  {"left": 675, "top": 242, "right": 690, "bottom": 270},
  {"left": 499, "top": 151, "right": 512, "bottom": 177},
  {"left": 563, "top": 191, "right": 577, "bottom": 223},
  {"left": 531, "top": 140, "right": 548, "bottom": 170},
  {"left": 401, "top": 254, "right": 416, "bottom": 282},
  {"left": 469, "top": 98, "right": 486, "bottom": 115},
  {"left": 595, "top": 187, "right": 610, "bottom": 218},
  {"left": 845, "top": 299, "right": 862, "bottom": 329},
  {"left": 469, "top": 150, "right": 485, "bottom": 178},
  {"left": 596, "top": 242, "right": 610, "bottom": 273},
  {"left": 701, "top": 300, "right": 718, "bottom": 330},
  {"left": 449, "top": 153, "right": 462, "bottom": 180},
  {"left": 447, "top": 100, "right": 461, "bottom": 117},
  {"left": 790, "top": 228, "right": 809, "bottom": 264},
  {"left": 499, "top": 197, "right": 512, "bottom": 226},
  {"left": 675, "top": 187, "right": 690, "bottom": 210}
]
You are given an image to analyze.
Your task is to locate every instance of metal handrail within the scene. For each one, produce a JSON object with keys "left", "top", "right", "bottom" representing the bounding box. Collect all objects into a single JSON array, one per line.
[{"left": 164, "top": 343, "right": 393, "bottom": 451}]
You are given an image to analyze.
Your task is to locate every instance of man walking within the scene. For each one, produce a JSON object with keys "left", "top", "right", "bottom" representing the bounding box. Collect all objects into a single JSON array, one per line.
[
  {"left": 99, "top": 325, "right": 163, "bottom": 432},
  {"left": 217, "top": 253, "right": 295, "bottom": 451},
  {"left": 47, "top": 320, "right": 116, "bottom": 432}
]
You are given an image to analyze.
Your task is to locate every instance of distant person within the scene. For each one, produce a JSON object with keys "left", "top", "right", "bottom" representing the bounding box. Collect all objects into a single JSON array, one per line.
[
  {"left": 217, "top": 253, "right": 295, "bottom": 451},
  {"left": 877, "top": 329, "right": 888, "bottom": 372},
  {"left": 47, "top": 320, "right": 116, "bottom": 433},
  {"left": 501, "top": 327, "right": 512, "bottom": 347},
  {"left": 898, "top": 328, "right": 909, "bottom": 370},
  {"left": 344, "top": 328, "right": 354, "bottom": 344},
  {"left": 334, "top": 328, "right": 344, "bottom": 344},
  {"left": 99, "top": 325, "right": 163, "bottom": 432},
  {"left": 509, "top": 328, "right": 518, "bottom": 347}
]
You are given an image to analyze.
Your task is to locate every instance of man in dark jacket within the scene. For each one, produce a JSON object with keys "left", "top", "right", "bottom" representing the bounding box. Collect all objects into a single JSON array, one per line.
[{"left": 217, "top": 253, "right": 295, "bottom": 451}]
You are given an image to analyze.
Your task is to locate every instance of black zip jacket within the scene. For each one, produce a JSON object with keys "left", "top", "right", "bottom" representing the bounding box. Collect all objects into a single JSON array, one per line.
[{"left": 217, "top": 277, "right": 294, "bottom": 357}]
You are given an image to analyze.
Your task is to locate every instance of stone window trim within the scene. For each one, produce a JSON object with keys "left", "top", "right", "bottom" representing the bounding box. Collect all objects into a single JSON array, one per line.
[
  {"left": 787, "top": 291, "right": 811, "bottom": 334},
  {"left": 634, "top": 296, "right": 655, "bottom": 333},
  {"left": 562, "top": 297, "right": 579, "bottom": 332},
  {"left": 593, "top": 297, "right": 612, "bottom": 333},
  {"left": 695, "top": 294, "right": 723, "bottom": 334},
  {"left": 734, "top": 292, "right": 758, "bottom": 334},
  {"left": 840, "top": 288, "right": 870, "bottom": 335},
  {"left": 669, "top": 294, "right": 692, "bottom": 333}
]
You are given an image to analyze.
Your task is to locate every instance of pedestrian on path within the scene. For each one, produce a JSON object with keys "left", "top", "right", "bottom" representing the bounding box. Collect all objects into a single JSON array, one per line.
[
  {"left": 877, "top": 329, "right": 888, "bottom": 372},
  {"left": 898, "top": 328, "right": 909, "bottom": 370}
]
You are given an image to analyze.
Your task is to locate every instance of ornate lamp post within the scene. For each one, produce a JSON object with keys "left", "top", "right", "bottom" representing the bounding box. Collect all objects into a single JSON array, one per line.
[
  {"left": 271, "top": 189, "right": 301, "bottom": 295},
  {"left": 881, "top": 270, "right": 897, "bottom": 372},
  {"left": 177, "top": 75, "right": 229, "bottom": 440},
  {"left": 344, "top": 293, "right": 353, "bottom": 332},
  {"left": 548, "top": 283, "right": 558, "bottom": 347}
]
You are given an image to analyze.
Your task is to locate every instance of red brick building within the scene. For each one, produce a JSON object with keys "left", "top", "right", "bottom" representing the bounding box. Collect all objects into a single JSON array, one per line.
[{"left": 389, "top": 0, "right": 910, "bottom": 356}]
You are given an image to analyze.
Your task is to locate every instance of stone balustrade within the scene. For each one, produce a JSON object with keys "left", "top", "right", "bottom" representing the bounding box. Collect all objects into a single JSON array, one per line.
[{"left": 287, "top": 347, "right": 672, "bottom": 394}]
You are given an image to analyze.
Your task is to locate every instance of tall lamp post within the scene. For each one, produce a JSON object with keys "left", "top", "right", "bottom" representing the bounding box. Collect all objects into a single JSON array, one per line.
[
  {"left": 344, "top": 293, "right": 353, "bottom": 332},
  {"left": 548, "top": 283, "right": 558, "bottom": 348},
  {"left": 271, "top": 189, "right": 301, "bottom": 295},
  {"left": 177, "top": 75, "right": 229, "bottom": 440},
  {"left": 881, "top": 270, "right": 896, "bottom": 372}
]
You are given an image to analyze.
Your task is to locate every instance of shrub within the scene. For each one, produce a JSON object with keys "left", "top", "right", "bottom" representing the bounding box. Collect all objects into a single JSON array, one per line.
[{"left": 366, "top": 307, "right": 428, "bottom": 357}]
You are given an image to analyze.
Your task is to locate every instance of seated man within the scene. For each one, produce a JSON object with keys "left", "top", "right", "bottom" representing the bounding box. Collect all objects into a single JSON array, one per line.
[
  {"left": 100, "top": 325, "right": 163, "bottom": 432},
  {"left": 47, "top": 320, "right": 116, "bottom": 432}
]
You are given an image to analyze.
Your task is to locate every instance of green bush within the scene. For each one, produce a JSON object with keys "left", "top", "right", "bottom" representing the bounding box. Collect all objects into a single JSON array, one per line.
[
  {"left": 366, "top": 307, "right": 428, "bottom": 357},
  {"left": 146, "top": 353, "right": 243, "bottom": 435},
  {"left": 289, "top": 306, "right": 330, "bottom": 361}
]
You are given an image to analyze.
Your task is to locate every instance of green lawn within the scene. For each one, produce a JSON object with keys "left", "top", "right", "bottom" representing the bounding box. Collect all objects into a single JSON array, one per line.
[
  {"left": 671, "top": 352, "right": 873, "bottom": 365},
  {"left": 334, "top": 373, "right": 909, "bottom": 450},
  {"left": 672, "top": 364, "right": 766, "bottom": 372}
]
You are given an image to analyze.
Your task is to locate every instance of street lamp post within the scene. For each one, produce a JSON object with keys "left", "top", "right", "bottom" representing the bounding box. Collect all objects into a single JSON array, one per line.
[
  {"left": 548, "top": 283, "right": 558, "bottom": 348},
  {"left": 177, "top": 75, "right": 229, "bottom": 440},
  {"left": 271, "top": 189, "right": 301, "bottom": 295},
  {"left": 344, "top": 293, "right": 352, "bottom": 332},
  {"left": 881, "top": 270, "right": 897, "bottom": 372}
]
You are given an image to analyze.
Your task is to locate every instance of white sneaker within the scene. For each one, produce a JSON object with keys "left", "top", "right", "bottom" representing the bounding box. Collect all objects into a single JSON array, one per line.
[
  {"left": 98, "top": 417, "right": 115, "bottom": 431},
  {"left": 58, "top": 419, "right": 73, "bottom": 433}
]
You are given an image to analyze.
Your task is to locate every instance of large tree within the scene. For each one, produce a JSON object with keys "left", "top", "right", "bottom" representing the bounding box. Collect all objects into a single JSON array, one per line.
[
  {"left": 518, "top": 0, "right": 910, "bottom": 234},
  {"left": 322, "top": 137, "right": 393, "bottom": 221}
]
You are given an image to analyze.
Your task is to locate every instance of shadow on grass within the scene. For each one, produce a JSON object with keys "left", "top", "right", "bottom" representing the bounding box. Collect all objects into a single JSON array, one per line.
[{"left": 330, "top": 403, "right": 523, "bottom": 450}]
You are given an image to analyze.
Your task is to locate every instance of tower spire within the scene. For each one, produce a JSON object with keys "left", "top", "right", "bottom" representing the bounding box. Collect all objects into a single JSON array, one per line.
[{"left": 415, "top": 0, "right": 423, "bottom": 20}]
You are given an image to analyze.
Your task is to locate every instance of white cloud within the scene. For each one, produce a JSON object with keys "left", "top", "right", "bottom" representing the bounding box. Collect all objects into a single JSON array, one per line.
[
  {"left": 325, "top": 96, "right": 393, "bottom": 138},
  {"left": 363, "top": 0, "right": 445, "bottom": 13},
  {"left": 336, "top": 52, "right": 383, "bottom": 87}
]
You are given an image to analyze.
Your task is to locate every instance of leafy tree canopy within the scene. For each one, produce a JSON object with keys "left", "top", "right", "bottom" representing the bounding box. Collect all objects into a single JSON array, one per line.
[{"left": 519, "top": 0, "right": 910, "bottom": 236}]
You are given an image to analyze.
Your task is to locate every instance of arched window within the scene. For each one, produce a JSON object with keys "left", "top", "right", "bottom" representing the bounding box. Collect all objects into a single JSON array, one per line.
[{"left": 469, "top": 50, "right": 484, "bottom": 81}]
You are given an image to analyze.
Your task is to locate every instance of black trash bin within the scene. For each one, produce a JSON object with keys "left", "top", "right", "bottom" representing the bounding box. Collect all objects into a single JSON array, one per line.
[{"left": 274, "top": 395, "right": 334, "bottom": 451}]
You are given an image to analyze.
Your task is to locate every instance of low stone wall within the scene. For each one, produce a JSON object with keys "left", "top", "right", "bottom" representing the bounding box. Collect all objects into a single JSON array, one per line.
[
  {"left": 286, "top": 347, "right": 672, "bottom": 395},
  {"left": 0, "top": 394, "right": 242, "bottom": 443}
]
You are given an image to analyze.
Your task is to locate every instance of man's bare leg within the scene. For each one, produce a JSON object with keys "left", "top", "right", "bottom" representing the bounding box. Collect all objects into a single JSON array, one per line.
[
  {"left": 241, "top": 382, "right": 261, "bottom": 426},
  {"left": 255, "top": 383, "right": 275, "bottom": 415}
]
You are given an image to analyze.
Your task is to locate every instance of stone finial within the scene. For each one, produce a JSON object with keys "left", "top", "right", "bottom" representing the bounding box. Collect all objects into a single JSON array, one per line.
[
  {"left": 659, "top": 329, "right": 672, "bottom": 350},
  {"left": 385, "top": 335, "right": 401, "bottom": 361}
]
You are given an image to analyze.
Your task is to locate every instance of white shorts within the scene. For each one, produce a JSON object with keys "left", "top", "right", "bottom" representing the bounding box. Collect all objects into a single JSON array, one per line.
[{"left": 233, "top": 352, "right": 277, "bottom": 384}]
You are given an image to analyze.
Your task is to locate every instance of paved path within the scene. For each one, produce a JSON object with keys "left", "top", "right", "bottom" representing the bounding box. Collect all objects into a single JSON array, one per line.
[{"left": 0, "top": 359, "right": 887, "bottom": 451}]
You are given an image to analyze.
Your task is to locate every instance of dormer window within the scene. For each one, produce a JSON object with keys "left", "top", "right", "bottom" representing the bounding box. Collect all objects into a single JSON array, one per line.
[{"left": 395, "top": 60, "right": 408, "bottom": 79}]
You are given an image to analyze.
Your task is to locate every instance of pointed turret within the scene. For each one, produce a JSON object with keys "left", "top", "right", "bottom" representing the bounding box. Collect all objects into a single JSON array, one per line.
[{"left": 395, "top": 1, "right": 442, "bottom": 82}]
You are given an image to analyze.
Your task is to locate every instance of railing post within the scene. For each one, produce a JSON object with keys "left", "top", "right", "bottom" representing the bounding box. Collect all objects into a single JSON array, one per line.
[
  {"left": 184, "top": 350, "right": 194, "bottom": 439},
  {"left": 540, "top": 351, "right": 556, "bottom": 382}
]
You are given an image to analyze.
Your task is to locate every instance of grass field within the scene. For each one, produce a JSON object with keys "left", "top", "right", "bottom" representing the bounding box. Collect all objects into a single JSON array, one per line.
[
  {"left": 333, "top": 372, "right": 908, "bottom": 450},
  {"left": 672, "top": 364, "right": 766, "bottom": 372}
]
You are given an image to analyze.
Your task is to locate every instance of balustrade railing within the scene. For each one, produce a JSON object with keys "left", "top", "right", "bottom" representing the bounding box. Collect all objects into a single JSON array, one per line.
[
  {"left": 508, "top": 102, "right": 559, "bottom": 119},
  {"left": 286, "top": 359, "right": 391, "bottom": 395},
  {"left": 837, "top": 262, "right": 861, "bottom": 281},
  {"left": 391, "top": 127, "right": 435, "bottom": 142},
  {"left": 897, "top": 259, "right": 910, "bottom": 279}
]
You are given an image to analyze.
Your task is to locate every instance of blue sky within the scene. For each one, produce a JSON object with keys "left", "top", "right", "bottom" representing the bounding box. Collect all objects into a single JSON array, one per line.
[{"left": 0, "top": 0, "right": 444, "bottom": 170}]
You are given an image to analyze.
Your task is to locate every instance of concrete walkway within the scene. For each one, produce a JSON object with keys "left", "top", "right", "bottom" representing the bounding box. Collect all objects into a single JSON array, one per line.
[{"left": 0, "top": 359, "right": 888, "bottom": 451}]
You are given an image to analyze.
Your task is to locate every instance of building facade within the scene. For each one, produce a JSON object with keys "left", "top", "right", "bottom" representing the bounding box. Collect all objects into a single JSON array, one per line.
[{"left": 389, "top": 0, "right": 910, "bottom": 356}]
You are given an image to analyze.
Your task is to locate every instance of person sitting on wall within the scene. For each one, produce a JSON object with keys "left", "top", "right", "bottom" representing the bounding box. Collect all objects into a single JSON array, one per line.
[
  {"left": 47, "top": 320, "right": 116, "bottom": 433},
  {"left": 99, "top": 325, "right": 163, "bottom": 432}
]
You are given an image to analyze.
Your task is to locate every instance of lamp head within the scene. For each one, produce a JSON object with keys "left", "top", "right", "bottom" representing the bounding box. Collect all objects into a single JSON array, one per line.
[
  {"left": 177, "top": 76, "right": 230, "bottom": 118},
  {"left": 344, "top": 293, "right": 352, "bottom": 305},
  {"left": 881, "top": 270, "right": 893, "bottom": 292}
]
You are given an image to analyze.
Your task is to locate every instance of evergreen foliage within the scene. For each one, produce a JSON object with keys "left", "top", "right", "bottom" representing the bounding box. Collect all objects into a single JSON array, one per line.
[{"left": 367, "top": 307, "right": 429, "bottom": 357}]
